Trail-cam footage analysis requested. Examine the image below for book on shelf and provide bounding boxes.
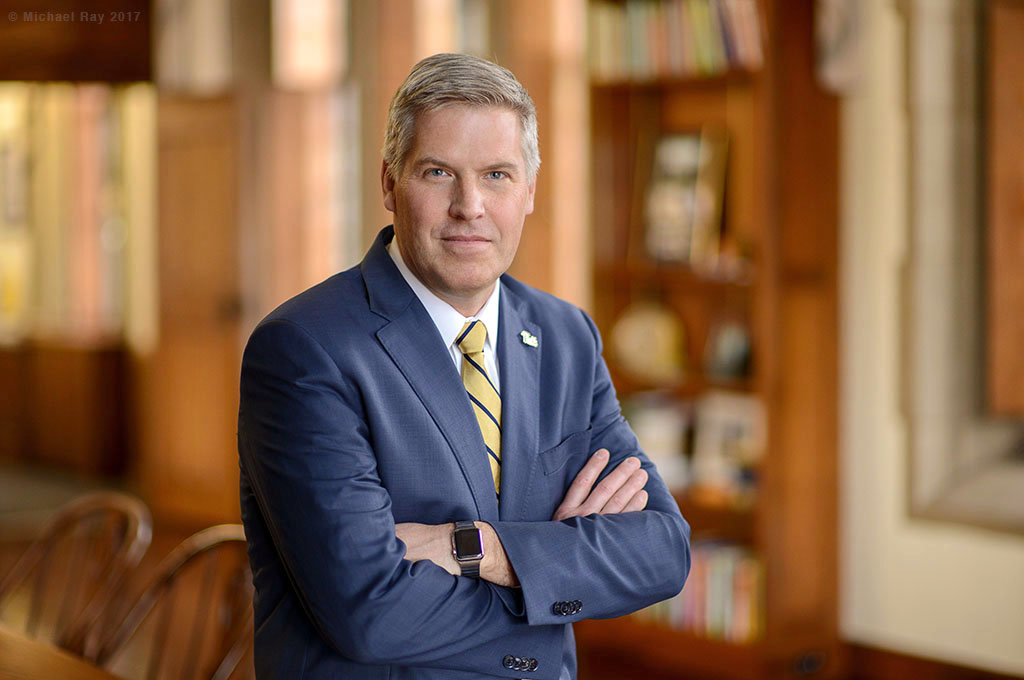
[588,0,764,83]
[29,84,74,339]
[70,85,108,341]
[0,85,32,345]
[120,85,158,356]
[633,540,764,643]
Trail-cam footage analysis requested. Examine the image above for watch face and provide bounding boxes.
[454,528,483,559]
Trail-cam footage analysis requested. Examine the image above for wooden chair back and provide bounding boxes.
[93,524,253,680]
[0,491,152,656]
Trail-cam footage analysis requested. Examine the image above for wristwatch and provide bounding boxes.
[452,521,484,578]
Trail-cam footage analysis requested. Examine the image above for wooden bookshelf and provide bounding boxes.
[578,0,840,678]
[673,492,756,544]
[577,617,764,680]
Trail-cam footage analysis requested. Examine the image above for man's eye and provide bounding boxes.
[427,168,447,177]
[487,171,507,180]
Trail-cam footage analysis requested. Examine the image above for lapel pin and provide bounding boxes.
[520,330,538,348]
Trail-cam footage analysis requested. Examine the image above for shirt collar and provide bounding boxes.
[387,237,501,351]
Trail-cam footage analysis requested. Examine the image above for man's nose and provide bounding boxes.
[449,179,485,221]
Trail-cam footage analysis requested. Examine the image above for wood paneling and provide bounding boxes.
[0,346,27,462]
[133,96,241,524]
[985,0,1024,416]
[766,0,839,640]
[0,342,125,474]
[25,341,127,475]
[0,0,150,81]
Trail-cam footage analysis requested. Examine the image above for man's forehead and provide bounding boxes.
[407,104,525,166]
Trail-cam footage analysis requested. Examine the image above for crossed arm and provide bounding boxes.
[241,314,689,674]
[396,448,650,586]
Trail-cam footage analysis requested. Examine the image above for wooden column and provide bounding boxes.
[986,0,1024,416]
[492,0,590,309]
[133,96,242,524]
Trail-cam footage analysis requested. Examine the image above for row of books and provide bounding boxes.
[588,0,764,83]
[0,84,156,348]
[623,390,763,507]
[633,541,764,643]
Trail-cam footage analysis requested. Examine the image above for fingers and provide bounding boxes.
[621,489,648,513]
[552,449,610,520]
[576,456,642,516]
[599,466,648,514]
[551,451,652,520]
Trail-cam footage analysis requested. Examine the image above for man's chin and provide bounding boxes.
[435,275,500,303]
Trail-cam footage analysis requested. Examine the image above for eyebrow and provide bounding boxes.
[412,156,451,170]
[482,162,519,174]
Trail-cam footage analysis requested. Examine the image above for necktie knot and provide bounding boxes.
[457,320,487,356]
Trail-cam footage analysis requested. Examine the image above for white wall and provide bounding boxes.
[839,0,1024,675]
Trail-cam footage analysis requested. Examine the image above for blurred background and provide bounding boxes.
[0,0,1022,678]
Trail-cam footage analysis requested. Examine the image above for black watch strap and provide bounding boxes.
[460,557,480,578]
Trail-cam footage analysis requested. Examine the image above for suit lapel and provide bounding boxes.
[364,227,498,522]
[496,282,541,521]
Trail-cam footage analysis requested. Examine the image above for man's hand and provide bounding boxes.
[396,522,459,575]
[395,448,649,583]
[552,449,649,521]
[396,522,519,587]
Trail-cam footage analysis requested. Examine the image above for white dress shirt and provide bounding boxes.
[388,239,502,393]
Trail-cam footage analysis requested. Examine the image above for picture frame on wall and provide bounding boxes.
[640,126,729,269]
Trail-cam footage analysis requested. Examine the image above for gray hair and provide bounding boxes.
[382,53,540,182]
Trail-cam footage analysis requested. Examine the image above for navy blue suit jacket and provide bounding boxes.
[237,227,690,679]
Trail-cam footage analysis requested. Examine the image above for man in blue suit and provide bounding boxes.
[238,53,690,679]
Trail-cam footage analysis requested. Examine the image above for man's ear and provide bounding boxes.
[381,160,397,213]
[525,178,537,216]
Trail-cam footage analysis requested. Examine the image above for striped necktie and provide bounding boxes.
[456,320,501,498]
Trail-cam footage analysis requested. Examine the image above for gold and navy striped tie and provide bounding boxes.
[456,320,501,498]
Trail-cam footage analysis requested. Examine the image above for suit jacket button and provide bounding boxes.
[528,658,539,671]
[572,600,582,614]
[552,601,563,615]
[503,655,515,669]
